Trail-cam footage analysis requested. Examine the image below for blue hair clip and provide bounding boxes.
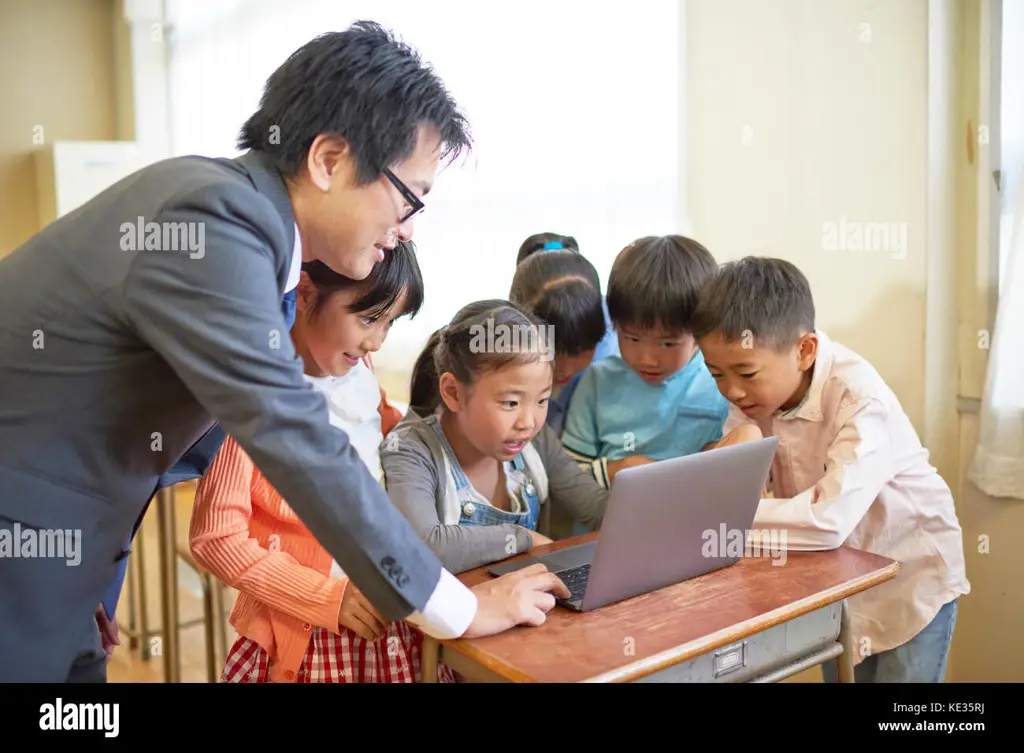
[543,241,563,250]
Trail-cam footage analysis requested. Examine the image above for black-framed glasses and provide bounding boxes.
[382,167,425,224]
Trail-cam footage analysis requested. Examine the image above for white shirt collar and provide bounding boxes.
[286,222,302,293]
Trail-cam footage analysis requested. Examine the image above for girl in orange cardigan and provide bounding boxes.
[189,242,452,683]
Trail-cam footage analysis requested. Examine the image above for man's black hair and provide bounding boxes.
[238,21,472,182]
[691,256,816,350]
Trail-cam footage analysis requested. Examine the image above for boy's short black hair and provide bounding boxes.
[509,249,606,357]
[515,232,580,266]
[691,256,815,350]
[606,235,718,334]
[238,21,472,183]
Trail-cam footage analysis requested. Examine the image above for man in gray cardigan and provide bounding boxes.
[0,21,567,682]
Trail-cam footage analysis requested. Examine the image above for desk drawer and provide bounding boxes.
[634,602,841,683]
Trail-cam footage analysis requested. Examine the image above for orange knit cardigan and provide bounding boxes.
[189,386,403,683]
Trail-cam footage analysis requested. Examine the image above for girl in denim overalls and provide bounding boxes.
[428,412,546,534]
[381,300,612,680]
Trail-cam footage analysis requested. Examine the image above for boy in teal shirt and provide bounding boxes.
[562,235,760,497]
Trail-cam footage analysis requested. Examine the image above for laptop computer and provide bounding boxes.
[487,436,779,612]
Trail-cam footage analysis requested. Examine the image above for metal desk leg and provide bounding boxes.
[421,636,439,683]
[125,548,139,650]
[156,488,181,682]
[837,598,856,683]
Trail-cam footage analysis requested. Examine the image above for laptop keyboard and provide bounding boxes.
[556,563,591,602]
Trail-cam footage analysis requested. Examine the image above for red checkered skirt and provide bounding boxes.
[221,620,457,683]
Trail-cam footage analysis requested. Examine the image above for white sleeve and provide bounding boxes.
[404,568,478,639]
[751,397,893,550]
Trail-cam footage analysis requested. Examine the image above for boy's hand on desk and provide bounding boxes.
[464,564,571,638]
[607,455,655,483]
[529,531,553,548]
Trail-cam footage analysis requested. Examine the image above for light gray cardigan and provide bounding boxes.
[380,410,609,574]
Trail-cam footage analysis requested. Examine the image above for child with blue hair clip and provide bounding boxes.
[511,233,619,436]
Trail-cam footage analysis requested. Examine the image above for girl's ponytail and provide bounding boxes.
[408,327,444,417]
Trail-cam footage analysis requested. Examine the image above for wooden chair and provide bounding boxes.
[175,536,230,682]
[119,482,231,682]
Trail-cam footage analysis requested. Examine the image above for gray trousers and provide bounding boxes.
[0,514,111,682]
[67,623,108,682]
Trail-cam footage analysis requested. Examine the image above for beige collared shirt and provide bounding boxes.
[725,331,970,662]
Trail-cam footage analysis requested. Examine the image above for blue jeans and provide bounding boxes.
[822,598,958,683]
[570,520,594,537]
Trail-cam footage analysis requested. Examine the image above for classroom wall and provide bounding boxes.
[686,0,1023,682]
[686,0,931,429]
[0,0,123,259]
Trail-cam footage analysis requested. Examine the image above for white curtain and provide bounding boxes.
[969,164,1024,500]
[163,0,682,372]
[967,0,1024,501]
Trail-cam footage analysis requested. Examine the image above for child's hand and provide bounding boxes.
[338,584,388,641]
[530,531,554,548]
[607,455,655,483]
[704,424,763,451]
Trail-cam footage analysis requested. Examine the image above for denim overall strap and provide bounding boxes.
[457,453,542,530]
[425,417,541,530]
[510,454,541,530]
[425,415,472,491]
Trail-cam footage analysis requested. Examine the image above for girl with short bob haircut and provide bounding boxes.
[190,241,440,683]
[509,248,619,436]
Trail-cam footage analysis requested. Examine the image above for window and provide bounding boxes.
[998,0,1023,284]
[968,0,1024,500]
[163,0,683,371]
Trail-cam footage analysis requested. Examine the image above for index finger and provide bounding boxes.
[526,571,571,599]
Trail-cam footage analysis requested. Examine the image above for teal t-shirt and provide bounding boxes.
[561,350,728,462]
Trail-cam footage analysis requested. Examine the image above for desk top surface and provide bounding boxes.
[444,534,899,683]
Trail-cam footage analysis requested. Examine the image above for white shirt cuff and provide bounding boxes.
[405,568,478,640]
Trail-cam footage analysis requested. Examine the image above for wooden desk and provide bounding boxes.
[421,533,899,683]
